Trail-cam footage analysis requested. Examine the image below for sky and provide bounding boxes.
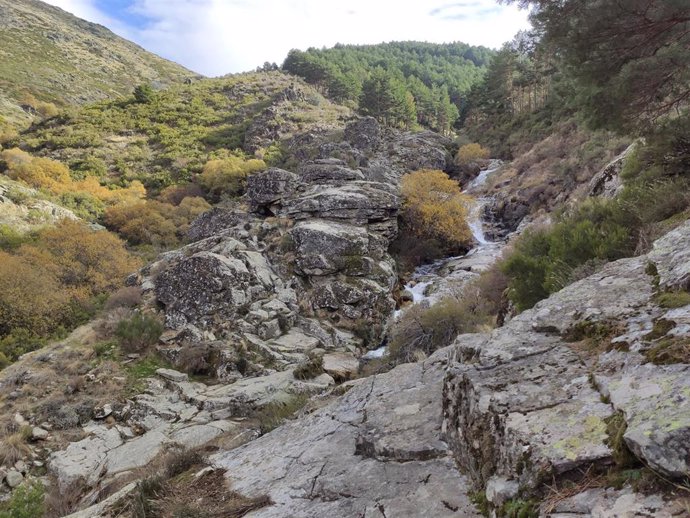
[43,0,532,77]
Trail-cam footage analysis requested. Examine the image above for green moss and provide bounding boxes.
[499,499,539,518]
[469,491,490,517]
[655,291,690,309]
[644,337,690,365]
[604,411,638,468]
[643,319,675,340]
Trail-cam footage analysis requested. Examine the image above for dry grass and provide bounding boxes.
[0,427,32,467]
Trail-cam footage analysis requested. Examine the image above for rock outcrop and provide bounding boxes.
[443,219,690,513]
[210,349,481,517]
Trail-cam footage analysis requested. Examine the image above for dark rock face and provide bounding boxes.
[187,208,248,242]
[344,116,381,152]
[246,168,299,213]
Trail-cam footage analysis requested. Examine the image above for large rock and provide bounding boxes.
[595,362,690,479]
[105,428,169,474]
[210,348,481,517]
[280,182,399,223]
[290,220,370,276]
[648,218,690,290]
[322,352,359,381]
[155,237,282,334]
[48,425,123,489]
[443,220,690,512]
[246,168,299,212]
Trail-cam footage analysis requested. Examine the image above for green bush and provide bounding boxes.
[501,198,638,311]
[0,482,45,518]
[115,313,164,353]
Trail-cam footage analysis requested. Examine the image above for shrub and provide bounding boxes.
[0,427,32,467]
[133,84,156,104]
[6,157,71,192]
[389,289,492,363]
[199,155,266,199]
[501,198,637,311]
[400,169,473,250]
[0,225,30,251]
[0,481,45,518]
[29,219,141,301]
[104,197,210,248]
[105,286,143,311]
[293,354,324,380]
[163,449,203,479]
[455,142,490,165]
[177,344,220,377]
[0,330,47,369]
[115,313,164,353]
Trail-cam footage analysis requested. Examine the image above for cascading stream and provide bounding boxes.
[363,161,503,359]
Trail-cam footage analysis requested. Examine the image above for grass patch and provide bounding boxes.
[499,498,539,518]
[255,394,310,435]
[643,319,676,341]
[604,411,638,469]
[656,291,690,309]
[123,356,171,396]
[645,337,690,365]
[293,355,323,380]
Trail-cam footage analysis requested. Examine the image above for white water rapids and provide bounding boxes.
[363,160,503,360]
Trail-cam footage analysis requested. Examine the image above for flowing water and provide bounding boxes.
[362,161,503,359]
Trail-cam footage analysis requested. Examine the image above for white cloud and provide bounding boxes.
[43,0,531,76]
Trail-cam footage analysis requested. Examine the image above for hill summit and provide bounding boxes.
[0,0,197,129]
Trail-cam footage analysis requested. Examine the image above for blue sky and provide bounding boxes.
[44,0,531,76]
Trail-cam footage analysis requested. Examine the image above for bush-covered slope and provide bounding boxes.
[0,0,197,130]
[11,72,350,191]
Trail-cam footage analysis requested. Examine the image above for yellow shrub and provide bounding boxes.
[401,169,472,248]
[199,156,266,198]
[0,251,68,335]
[105,196,210,248]
[455,143,490,165]
[8,157,71,192]
[0,220,140,337]
[73,177,146,204]
[1,148,32,169]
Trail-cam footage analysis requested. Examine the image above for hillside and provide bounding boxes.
[13,72,351,191]
[283,41,493,133]
[0,0,197,130]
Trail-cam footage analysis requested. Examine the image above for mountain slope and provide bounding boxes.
[282,41,493,133]
[0,0,197,128]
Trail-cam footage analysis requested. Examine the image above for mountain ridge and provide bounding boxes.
[0,0,198,129]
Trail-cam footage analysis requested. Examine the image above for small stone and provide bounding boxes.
[14,461,27,474]
[5,470,23,488]
[155,368,188,383]
[322,352,359,381]
[13,413,27,426]
[258,318,281,340]
[94,404,113,419]
[194,466,215,479]
[32,427,49,441]
[33,461,44,468]
[485,476,519,506]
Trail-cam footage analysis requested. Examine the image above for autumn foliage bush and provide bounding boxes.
[0,220,140,363]
[199,155,266,199]
[401,169,473,248]
[455,143,490,165]
[104,196,210,248]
